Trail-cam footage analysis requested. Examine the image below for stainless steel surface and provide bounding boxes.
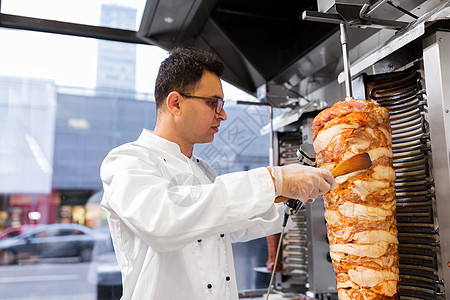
[317,0,370,21]
[260,99,328,135]
[363,0,388,18]
[306,0,409,29]
[423,30,450,299]
[340,23,353,99]
[136,0,441,102]
[337,0,449,84]
[318,0,371,12]
[298,143,316,164]
[305,198,336,295]
[302,10,344,24]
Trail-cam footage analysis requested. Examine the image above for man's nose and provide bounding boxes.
[218,108,227,121]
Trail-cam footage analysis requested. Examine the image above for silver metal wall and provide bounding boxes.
[423,30,450,299]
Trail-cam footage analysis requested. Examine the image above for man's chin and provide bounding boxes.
[197,135,215,144]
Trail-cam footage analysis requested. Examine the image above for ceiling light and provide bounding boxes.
[164,17,175,24]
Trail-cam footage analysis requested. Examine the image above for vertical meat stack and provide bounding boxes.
[311,99,399,299]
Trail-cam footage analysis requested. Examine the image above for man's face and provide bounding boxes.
[179,70,227,144]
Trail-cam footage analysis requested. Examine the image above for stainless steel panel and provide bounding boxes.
[423,30,450,298]
[305,199,337,295]
[318,0,338,13]
[338,0,448,84]
[318,0,369,14]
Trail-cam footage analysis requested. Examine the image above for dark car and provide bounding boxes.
[0,223,110,265]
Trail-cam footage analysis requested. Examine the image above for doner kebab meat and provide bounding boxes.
[311,99,399,299]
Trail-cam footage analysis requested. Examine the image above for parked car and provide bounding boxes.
[0,224,38,240]
[0,223,110,265]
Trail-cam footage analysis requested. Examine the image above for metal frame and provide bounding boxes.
[0,13,147,44]
[423,30,450,298]
[301,1,413,100]
[305,197,337,296]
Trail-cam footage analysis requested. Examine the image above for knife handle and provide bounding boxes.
[275,196,290,203]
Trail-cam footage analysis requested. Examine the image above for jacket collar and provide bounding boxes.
[137,129,193,161]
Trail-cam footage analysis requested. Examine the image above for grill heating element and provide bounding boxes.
[365,66,444,299]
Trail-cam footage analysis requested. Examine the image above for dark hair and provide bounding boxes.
[154,47,225,109]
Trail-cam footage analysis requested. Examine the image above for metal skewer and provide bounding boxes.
[340,22,353,100]
[265,225,285,300]
[265,201,305,299]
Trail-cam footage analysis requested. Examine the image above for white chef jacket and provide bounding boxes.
[100,129,286,300]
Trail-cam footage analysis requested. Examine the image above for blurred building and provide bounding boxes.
[96,4,137,93]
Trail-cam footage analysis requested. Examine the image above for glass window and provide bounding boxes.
[0,3,271,299]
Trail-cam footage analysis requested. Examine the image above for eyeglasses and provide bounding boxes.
[179,92,225,114]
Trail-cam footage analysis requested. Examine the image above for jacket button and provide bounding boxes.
[197,239,202,242]
[207,283,212,289]
[220,234,224,237]
[226,276,230,281]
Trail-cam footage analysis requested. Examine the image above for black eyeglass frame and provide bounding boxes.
[179,92,225,114]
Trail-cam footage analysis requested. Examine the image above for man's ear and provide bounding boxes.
[166,91,182,116]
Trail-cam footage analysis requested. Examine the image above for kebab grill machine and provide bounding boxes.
[261,1,450,299]
[137,0,450,298]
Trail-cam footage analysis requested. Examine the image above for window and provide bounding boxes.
[0,1,271,298]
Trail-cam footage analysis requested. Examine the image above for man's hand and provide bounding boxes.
[268,165,337,201]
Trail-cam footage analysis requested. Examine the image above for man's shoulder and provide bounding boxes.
[107,137,168,161]
[106,140,142,156]
[100,139,164,177]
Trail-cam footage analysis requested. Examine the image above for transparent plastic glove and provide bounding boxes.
[269,164,337,201]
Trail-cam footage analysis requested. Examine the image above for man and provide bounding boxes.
[100,47,336,299]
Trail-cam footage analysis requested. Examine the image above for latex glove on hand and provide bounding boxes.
[269,164,337,202]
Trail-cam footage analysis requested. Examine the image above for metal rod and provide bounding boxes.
[364,0,390,18]
[0,13,146,44]
[340,22,353,100]
[302,10,344,24]
[236,100,270,106]
[269,106,274,167]
[265,226,285,300]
